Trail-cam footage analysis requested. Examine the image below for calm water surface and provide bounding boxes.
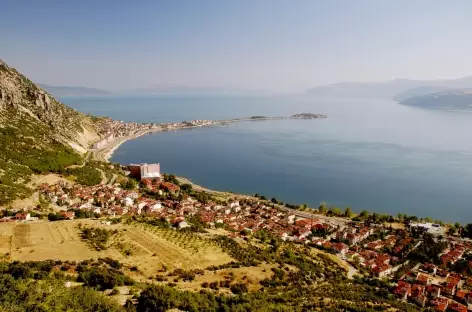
[63,95,472,222]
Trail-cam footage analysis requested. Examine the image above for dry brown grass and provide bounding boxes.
[388,222,406,229]
[0,220,233,278]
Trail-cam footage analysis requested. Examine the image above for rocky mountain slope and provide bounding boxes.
[0,59,100,204]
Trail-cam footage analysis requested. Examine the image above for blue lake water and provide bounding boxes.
[63,95,472,222]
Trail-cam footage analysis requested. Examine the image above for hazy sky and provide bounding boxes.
[1,0,472,92]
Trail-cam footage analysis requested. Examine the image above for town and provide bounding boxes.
[92,117,222,149]
[3,160,472,312]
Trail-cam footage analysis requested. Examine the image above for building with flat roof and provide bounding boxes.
[128,163,161,180]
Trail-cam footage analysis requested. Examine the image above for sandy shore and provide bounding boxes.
[92,128,161,162]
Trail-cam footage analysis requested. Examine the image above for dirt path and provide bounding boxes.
[66,151,91,169]
[108,174,117,186]
[99,169,107,184]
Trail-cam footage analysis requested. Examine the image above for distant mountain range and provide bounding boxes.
[130,85,271,97]
[306,76,472,110]
[39,84,270,98]
[39,77,472,110]
[306,76,472,99]
[38,84,112,97]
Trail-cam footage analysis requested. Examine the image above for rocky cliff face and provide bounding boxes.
[0,59,99,153]
[0,59,103,205]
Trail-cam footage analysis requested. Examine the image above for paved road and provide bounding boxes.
[279,206,350,228]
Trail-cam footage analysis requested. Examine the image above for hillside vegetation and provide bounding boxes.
[399,89,472,110]
[0,59,100,205]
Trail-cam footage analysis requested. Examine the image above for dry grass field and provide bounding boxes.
[0,220,233,278]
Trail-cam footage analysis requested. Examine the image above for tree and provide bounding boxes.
[463,223,472,238]
[48,212,65,222]
[396,213,405,222]
[318,203,328,214]
[344,207,353,218]
[359,210,369,220]
[328,207,341,216]
[298,204,308,211]
[180,183,192,193]
[240,229,251,236]
[120,179,137,190]
[230,282,248,294]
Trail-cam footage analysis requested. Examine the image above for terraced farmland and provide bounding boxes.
[0,220,233,277]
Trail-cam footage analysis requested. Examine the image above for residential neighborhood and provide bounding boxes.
[2,161,472,311]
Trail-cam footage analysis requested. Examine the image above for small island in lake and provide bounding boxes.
[249,116,268,120]
[291,113,327,119]
[249,114,327,121]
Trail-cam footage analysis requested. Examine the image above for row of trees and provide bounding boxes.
[80,226,118,250]
[253,192,457,228]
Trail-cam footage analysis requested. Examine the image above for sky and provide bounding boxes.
[1,0,472,92]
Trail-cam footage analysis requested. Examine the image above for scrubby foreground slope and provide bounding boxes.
[0,59,99,204]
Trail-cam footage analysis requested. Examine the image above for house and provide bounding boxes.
[416,273,430,285]
[404,271,417,283]
[393,281,411,300]
[15,213,30,221]
[443,284,456,296]
[426,284,441,298]
[454,289,467,304]
[372,264,391,278]
[159,182,180,193]
[151,202,162,210]
[410,284,425,307]
[297,230,312,241]
[123,197,133,207]
[287,215,296,224]
[177,221,189,229]
[60,211,75,220]
[332,242,348,255]
[436,268,449,278]
[448,302,467,312]
[421,263,437,274]
[443,275,461,296]
[412,294,426,307]
[430,297,448,312]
